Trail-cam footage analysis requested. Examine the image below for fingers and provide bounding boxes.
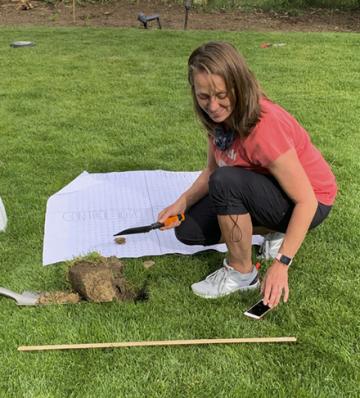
[262,279,272,307]
[165,220,181,229]
[158,198,186,227]
[157,209,182,230]
[261,273,289,308]
[161,218,181,230]
[158,210,173,226]
[157,209,169,223]
[268,286,282,308]
[263,285,282,308]
[283,285,289,303]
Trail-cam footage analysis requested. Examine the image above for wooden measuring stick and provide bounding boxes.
[18,337,297,352]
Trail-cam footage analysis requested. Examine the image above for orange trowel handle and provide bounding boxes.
[163,213,185,227]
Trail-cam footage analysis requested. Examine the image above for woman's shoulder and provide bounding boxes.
[244,98,305,149]
[255,97,303,135]
[259,97,292,121]
[241,99,300,166]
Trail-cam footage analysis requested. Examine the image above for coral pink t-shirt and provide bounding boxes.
[211,98,337,205]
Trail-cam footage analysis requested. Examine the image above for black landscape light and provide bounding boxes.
[184,0,192,30]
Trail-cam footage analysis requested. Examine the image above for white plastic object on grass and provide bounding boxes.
[0,197,7,232]
[10,41,35,48]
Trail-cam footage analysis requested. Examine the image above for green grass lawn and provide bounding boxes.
[0,27,359,397]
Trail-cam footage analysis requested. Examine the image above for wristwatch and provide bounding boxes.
[275,253,293,266]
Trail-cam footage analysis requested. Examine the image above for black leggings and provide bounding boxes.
[175,167,332,246]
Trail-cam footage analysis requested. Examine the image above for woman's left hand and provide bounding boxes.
[261,261,289,308]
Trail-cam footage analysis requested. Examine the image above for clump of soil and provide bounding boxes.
[33,256,141,305]
[68,256,136,302]
[114,236,126,245]
[143,260,155,269]
[37,291,81,305]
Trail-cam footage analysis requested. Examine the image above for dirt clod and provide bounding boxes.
[37,291,81,305]
[114,236,126,245]
[68,256,136,302]
[143,260,155,269]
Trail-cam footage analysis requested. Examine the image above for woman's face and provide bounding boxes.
[193,71,233,123]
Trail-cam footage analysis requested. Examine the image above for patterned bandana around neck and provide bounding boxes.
[214,126,236,151]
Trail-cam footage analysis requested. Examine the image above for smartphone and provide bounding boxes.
[244,299,271,320]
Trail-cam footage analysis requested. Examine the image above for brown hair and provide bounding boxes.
[188,41,264,138]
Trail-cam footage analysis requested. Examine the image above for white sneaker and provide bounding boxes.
[191,259,259,299]
[258,232,285,260]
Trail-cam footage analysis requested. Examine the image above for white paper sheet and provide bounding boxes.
[43,170,263,266]
[0,196,7,232]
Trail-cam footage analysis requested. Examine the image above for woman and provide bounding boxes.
[158,41,337,309]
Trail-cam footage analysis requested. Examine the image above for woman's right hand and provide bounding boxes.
[157,197,187,230]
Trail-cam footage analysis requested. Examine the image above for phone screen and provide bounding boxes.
[244,300,271,319]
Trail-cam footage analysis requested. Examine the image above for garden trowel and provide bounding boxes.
[0,287,40,306]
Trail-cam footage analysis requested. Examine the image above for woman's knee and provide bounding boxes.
[174,217,221,246]
[174,223,202,246]
[209,167,232,191]
[209,167,252,192]
[209,167,254,206]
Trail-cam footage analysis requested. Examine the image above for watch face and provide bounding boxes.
[276,254,292,266]
[280,255,292,265]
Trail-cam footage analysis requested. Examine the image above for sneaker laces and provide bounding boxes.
[204,265,231,285]
[205,264,248,294]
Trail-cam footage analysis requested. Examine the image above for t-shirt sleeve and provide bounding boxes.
[245,110,295,167]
